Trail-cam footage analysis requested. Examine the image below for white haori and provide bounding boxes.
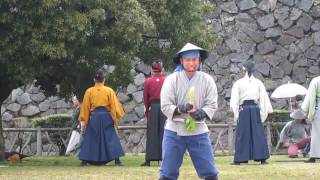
[230,73,273,123]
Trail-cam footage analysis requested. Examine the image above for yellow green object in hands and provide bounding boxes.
[188,86,195,104]
[185,116,196,132]
[185,86,196,132]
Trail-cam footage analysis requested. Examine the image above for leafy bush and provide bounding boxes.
[268,109,290,122]
[31,114,73,155]
[267,109,291,146]
[31,114,72,128]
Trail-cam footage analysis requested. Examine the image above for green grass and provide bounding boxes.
[0,155,319,180]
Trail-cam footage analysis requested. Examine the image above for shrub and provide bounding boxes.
[267,109,290,122]
[31,114,72,128]
[31,114,73,155]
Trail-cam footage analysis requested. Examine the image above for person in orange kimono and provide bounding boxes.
[78,69,125,166]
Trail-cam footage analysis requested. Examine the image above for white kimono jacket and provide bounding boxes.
[160,71,218,136]
[230,73,273,123]
[301,76,320,158]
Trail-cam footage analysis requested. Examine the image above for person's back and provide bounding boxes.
[230,69,272,123]
[287,121,308,143]
[144,74,165,100]
[78,69,125,166]
[141,61,166,166]
[230,61,272,165]
[280,121,310,158]
[143,63,165,117]
[279,120,308,144]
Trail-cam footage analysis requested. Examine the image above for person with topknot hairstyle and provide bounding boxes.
[78,68,125,166]
[230,61,273,165]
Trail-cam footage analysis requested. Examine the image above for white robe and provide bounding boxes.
[301,76,320,158]
[230,73,273,123]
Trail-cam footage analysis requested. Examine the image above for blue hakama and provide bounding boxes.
[234,100,269,162]
[160,130,218,180]
[78,107,124,164]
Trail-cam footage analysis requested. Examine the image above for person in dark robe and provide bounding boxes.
[141,61,166,166]
[230,61,273,165]
[78,69,125,166]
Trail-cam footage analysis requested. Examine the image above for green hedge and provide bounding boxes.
[267,109,290,122]
[31,114,72,128]
[31,114,73,155]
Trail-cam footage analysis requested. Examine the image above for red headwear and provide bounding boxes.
[151,61,162,72]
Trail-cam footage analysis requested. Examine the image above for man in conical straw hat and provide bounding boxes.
[159,43,218,180]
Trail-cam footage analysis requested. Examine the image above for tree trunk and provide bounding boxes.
[0,63,23,161]
[0,95,11,161]
[0,114,5,161]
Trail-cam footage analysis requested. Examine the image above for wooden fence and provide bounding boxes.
[3,122,287,156]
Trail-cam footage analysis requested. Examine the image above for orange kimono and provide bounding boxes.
[79,82,125,127]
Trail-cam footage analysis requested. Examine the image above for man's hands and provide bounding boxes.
[189,109,208,121]
[177,103,193,113]
[80,122,86,134]
[177,103,208,121]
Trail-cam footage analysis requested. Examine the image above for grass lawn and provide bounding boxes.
[0,155,319,180]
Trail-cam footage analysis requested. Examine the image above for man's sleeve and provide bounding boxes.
[301,78,317,120]
[143,80,150,113]
[230,82,240,123]
[79,89,91,126]
[202,77,218,120]
[160,75,177,120]
[259,81,273,122]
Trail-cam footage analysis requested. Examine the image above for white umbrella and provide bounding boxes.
[271,83,307,99]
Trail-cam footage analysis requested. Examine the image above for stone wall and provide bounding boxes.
[1,85,73,128]
[206,0,320,110]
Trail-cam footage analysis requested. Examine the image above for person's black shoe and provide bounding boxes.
[304,158,316,163]
[205,175,218,180]
[260,160,268,165]
[302,153,307,158]
[115,158,123,166]
[230,161,240,165]
[140,161,150,166]
[80,161,89,166]
[159,176,171,180]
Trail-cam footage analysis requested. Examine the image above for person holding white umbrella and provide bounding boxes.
[302,75,320,163]
[271,82,307,111]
